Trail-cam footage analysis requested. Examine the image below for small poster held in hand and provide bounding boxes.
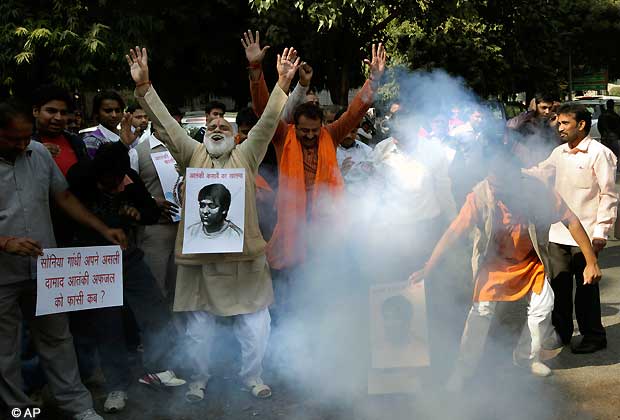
[369,280,429,369]
[151,150,182,222]
[36,246,123,316]
[183,168,245,254]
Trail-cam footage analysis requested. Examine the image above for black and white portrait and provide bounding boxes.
[370,281,429,369]
[183,168,245,254]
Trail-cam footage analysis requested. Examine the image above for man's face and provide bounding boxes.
[33,100,68,136]
[306,93,320,106]
[0,117,33,161]
[430,116,448,137]
[341,127,357,148]
[295,115,322,148]
[323,111,336,126]
[469,110,483,128]
[206,108,225,124]
[558,112,585,144]
[131,109,149,131]
[199,194,227,230]
[536,101,553,119]
[204,117,235,157]
[66,112,79,133]
[97,99,122,131]
[237,123,253,144]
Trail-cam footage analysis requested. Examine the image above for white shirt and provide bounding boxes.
[371,137,442,223]
[337,140,373,166]
[98,124,120,142]
[532,136,618,245]
[129,134,166,173]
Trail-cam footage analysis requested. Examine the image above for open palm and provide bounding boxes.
[277,47,300,82]
[241,30,270,64]
[126,46,149,84]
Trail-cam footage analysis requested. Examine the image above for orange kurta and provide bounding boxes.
[450,193,545,302]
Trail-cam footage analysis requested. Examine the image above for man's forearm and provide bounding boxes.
[567,215,599,264]
[55,191,108,235]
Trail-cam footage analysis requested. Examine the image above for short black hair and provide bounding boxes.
[93,142,130,180]
[205,101,226,115]
[381,295,413,321]
[293,102,324,125]
[558,103,592,134]
[126,102,143,114]
[0,100,32,129]
[198,183,231,212]
[607,99,615,111]
[92,90,125,117]
[535,93,557,105]
[236,107,258,128]
[32,85,73,110]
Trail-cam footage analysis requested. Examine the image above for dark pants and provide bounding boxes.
[71,252,176,391]
[548,243,606,345]
[0,280,93,415]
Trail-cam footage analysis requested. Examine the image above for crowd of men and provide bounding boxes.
[2,29,620,419]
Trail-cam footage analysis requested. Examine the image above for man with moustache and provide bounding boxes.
[531,104,618,354]
[245,34,386,281]
[127,45,299,402]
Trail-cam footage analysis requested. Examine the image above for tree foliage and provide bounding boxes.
[1,0,619,107]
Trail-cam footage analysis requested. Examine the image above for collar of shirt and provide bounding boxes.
[0,144,34,164]
[97,124,120,142]
[562,135,592,154]
[148,134,164,149]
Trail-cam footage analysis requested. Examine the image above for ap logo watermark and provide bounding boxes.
[10,407,42,418]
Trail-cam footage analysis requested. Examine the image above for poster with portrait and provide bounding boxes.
[151,151,182,222]
[369,280,429,369]
[182,168,245,254]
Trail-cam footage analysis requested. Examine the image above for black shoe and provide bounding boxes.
[571,339,607,354]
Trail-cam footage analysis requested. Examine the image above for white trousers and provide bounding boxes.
[456,279,554,376]
[184,308,271,383]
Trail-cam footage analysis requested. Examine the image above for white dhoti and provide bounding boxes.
[184,307,271,382]
[455,279,554,377]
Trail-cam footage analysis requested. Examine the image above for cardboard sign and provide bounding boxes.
[151,150,182,222]
[36,246,123,316]
[183,168,245,254]
[369,281,429,369]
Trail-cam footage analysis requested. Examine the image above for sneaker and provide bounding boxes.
[139,370,186,388]
[74,408,104,420]
[104,390,127,413]
[513,352,552,377]
[185,380,208,403]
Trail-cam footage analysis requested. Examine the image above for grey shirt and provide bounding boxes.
[0,141,68,284]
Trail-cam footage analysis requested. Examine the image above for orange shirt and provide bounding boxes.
[449,192,555,302]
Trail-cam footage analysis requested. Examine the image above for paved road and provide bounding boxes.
[37,241,620,420]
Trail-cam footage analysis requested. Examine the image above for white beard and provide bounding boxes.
[204,133,235,158]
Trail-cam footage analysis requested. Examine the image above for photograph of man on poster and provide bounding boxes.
[186,183,243,243]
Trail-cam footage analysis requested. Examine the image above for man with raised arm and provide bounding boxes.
[243,32,386,307]
[126,46,299,402]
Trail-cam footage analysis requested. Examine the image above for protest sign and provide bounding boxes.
[36,246,123,316]
[183,168,245,254]
[369,280,429,369]
[151,150,182,222]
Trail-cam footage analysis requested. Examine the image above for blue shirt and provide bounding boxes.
[0,141,68,284]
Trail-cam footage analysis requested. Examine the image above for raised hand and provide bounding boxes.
[299,62,313,87]
[126,46,149,85]
[120,112,139,146]
[241,30,270,65]
[277,47,300,82]
[364,43,387,84]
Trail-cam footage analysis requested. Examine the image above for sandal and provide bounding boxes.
[244,378,272,399]
[185,380,207,403]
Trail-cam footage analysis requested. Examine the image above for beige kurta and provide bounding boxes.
[136,84,288,316]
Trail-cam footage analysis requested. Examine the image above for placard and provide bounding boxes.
[151,150,182,222]
[183,168,245,254]
[369,281,429,369]
[36,246,123,316]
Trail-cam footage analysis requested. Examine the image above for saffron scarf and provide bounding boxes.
[266,125,344,269]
